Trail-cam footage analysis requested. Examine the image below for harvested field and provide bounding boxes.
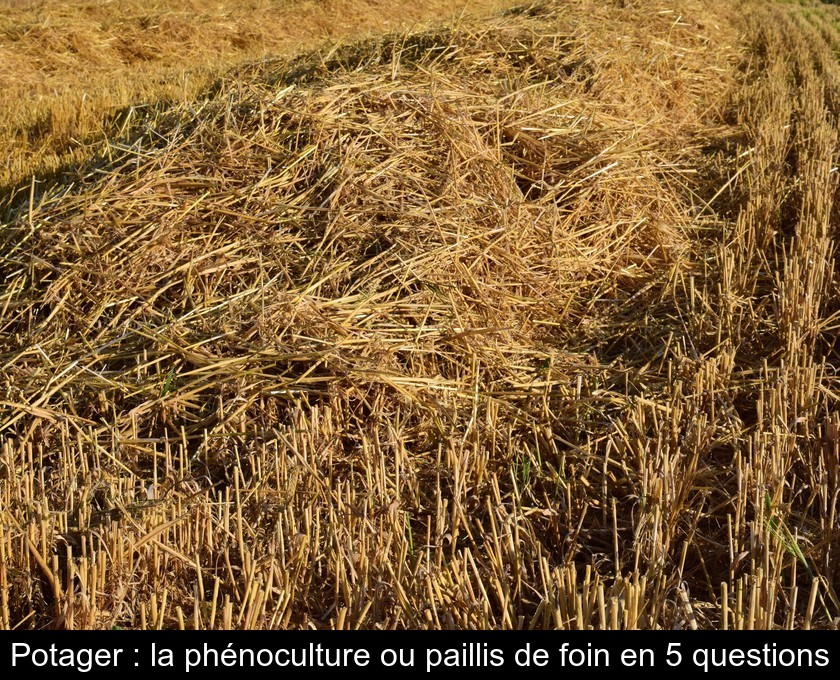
[0,0,514,191]
[0,0,839,629]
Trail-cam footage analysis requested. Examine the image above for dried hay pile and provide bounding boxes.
[1,0,838,629]
[0,0,513,189]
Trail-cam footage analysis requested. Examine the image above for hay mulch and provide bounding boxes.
[1,0,838,629]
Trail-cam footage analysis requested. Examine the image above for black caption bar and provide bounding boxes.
[3,632,835,677]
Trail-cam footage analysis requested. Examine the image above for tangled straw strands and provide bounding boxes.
[1,0,839,629]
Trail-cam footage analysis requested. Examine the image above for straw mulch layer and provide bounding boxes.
[0,0,515,191]
[1,0,839,629]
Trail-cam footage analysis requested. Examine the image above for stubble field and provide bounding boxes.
[0,0,839,630]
